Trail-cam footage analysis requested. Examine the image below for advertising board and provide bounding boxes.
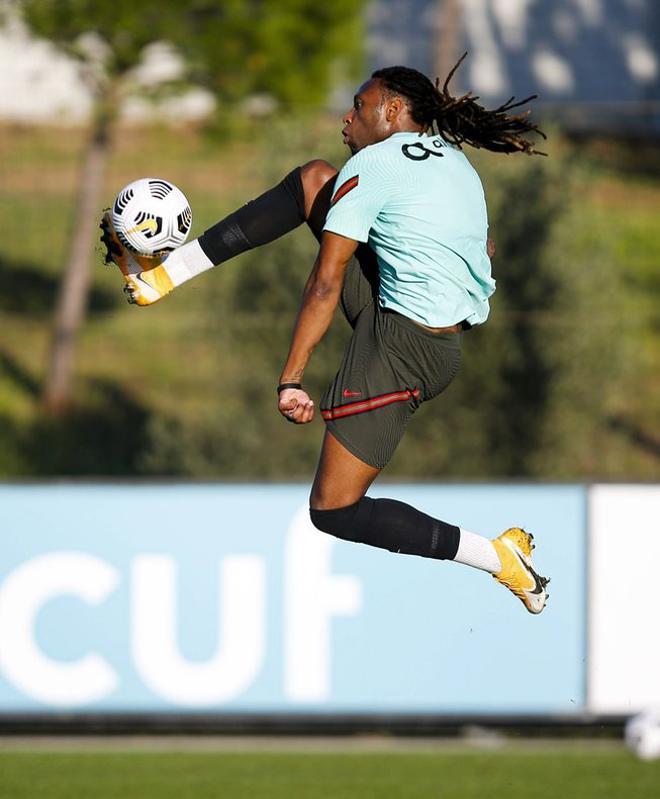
[588,485,660,714]
[0,484,585,714]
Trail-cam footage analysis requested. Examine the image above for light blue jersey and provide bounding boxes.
[323,131,495,327]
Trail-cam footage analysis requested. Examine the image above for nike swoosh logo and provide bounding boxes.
[135,272,151,288]
[127,220,158,235]
[512,548,545,595]
[343,389,362,398]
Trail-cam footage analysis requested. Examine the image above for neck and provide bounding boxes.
[393,120,425,135]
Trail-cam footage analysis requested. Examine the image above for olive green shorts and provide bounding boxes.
[320,246,462,469]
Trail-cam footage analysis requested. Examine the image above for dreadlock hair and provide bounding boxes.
[372,53,546,156]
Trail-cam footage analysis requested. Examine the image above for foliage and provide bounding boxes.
[21,1,182,76]
[394,149,630,478]
[184,0,364,109]
[1,122,657,479]
[139,120,350,477]
[19,0,365,113]
[16,0,365,413]
[139,131,632,479]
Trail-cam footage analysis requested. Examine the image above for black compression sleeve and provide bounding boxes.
[309,497,460,561]
[198,167,306,265]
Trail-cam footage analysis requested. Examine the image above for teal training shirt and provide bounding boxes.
[323,131,495,327]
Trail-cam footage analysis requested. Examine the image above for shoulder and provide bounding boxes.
[351,132,460,171]
[338,143,381,175]
[336,135,411,185]
[349,134,408,166]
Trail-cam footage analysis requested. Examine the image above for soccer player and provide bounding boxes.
[101,58,550,613]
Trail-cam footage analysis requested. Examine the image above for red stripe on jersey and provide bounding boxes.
[331,175,359,206]
[321,388,420,421]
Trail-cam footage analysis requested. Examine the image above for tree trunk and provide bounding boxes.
[434,0,462,84]
[42,116,110,414]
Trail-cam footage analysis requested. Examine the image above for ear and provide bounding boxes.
[385,97,404,121]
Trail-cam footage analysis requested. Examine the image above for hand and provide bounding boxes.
[278,388,314,424]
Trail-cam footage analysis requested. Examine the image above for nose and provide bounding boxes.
[342,108,354,126]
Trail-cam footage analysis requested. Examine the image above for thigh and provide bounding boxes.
[310,429,381,509]
[339,244,379,328]
[300,160,378,328]
[320,304,421,469]
[320,307,463,470]
[305,170,337,241]
[381,311,463,403]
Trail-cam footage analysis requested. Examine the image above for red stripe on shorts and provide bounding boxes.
[321,388,420,421]
[331,175,359,205]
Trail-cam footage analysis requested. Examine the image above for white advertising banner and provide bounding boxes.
[588,485,660,714]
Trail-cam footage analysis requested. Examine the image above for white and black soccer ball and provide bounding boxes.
[111,177,192,256]
[625,709,660,760]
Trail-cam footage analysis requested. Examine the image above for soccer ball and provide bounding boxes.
[625,709,660,760]
[111,177,192,256]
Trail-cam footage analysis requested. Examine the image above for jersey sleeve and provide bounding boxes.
[323,147,396,242]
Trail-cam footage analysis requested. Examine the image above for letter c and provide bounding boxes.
[0,552,119,706]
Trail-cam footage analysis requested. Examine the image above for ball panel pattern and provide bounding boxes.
[111,177,192,255]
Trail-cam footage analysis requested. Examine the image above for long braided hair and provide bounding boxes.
[372,54,546,155]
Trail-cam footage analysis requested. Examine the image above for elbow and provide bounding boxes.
[308,278,340,303]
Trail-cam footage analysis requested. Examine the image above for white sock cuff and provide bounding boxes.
[454,529,502,574]
[163,239,214,287]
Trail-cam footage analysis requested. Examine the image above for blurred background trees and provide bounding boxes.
[1,0,658,480]
[19,0,363,413]
[21,0,193,413]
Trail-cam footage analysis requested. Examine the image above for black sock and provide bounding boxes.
[198,167,306,265]
[309,497,460,560]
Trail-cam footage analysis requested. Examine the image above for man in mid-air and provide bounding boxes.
[101,58,550,613]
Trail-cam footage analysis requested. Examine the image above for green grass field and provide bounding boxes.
[1,745,659,799]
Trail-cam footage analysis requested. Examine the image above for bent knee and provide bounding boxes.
[309,502,361,541]
[301,159,337,190]
[309,504,369,544]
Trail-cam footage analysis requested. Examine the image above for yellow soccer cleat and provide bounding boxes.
[123,264,175,306]
[491,527,549,614]
[99,211,172,305]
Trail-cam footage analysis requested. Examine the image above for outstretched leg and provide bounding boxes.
[197,159,337,262]
[101,160,338,305]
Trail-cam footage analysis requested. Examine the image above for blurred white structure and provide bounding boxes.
[0,11,214,124]
[588,485,660,715]
[0,11,92,122]
[368,0,660,135]
[1,1,659,132]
